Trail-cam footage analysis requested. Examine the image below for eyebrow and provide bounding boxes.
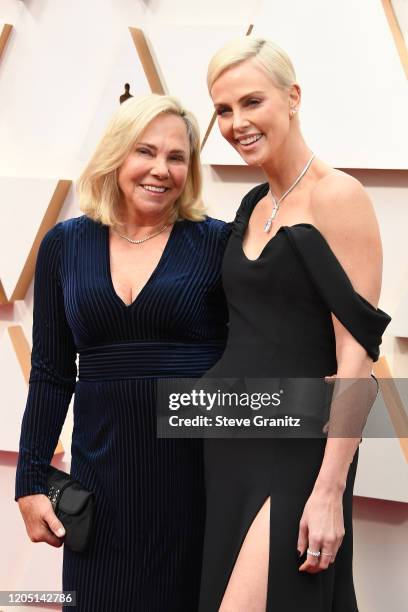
[213,91,265,107]
[137,142,188,155]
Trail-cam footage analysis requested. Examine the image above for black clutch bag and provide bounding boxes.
[47,466,95,553]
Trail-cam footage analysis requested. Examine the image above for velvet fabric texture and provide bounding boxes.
[16,215,230,612]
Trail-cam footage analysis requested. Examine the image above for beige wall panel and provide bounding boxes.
[202,0,408,168]
[0,326,64,454]
[0,328,28,452]
[8,325,65,455]
[0,178,71,303]
[0,3,136,178]
[353,358,407,501]
[8,325,31,384]
[355,438,408,502]
[391,0,408,45]
[383,0,408,78]
[143,25,245,141]
[0,23,12,63]
[77,31,151,171]
[374,356,408,461]
[129,28,165,94]
[0,1,23,23]
[0,2,261,179]
[389,289,408,337]
[353,496,408,612]
[0,456,65,595]
[79,25,244,169]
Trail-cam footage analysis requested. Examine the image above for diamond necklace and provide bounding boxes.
[264,153,315,233]
[114,224,169,244]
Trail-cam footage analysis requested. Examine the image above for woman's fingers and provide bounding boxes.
[297,478,345,574]
[33,522,64,547]
[296,518,308,559]
[18,494,65,547]
[43,505,66,538]
[298,537,321,573]
[318,548,335,570]
[318,533,343,569]
[299,534,343,573]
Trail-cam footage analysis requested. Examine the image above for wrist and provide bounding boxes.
[313,476,346,496]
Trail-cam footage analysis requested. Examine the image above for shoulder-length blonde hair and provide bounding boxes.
[78,94,205,226]
[207,37,296,92]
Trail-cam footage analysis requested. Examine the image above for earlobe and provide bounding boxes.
[289,84,301,114]
[289,86,301,118]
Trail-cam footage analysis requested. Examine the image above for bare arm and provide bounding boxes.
[298,172,383,572]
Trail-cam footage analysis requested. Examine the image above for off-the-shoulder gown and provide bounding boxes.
[199,183,391,612]
[15,215,229,612]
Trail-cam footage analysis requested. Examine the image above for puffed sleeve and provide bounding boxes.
[15,223,77,499]
[284,224,391,361]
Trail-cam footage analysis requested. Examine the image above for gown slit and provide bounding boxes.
[220,495,271,611]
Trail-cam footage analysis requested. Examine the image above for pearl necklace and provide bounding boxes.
[115,224,169,244]
[264,153,315,233]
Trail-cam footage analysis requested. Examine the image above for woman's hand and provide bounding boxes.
[17,494,65,548]
[297,485,345,573]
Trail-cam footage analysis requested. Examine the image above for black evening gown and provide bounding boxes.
[15,215,229,612]
[199,184,391,612]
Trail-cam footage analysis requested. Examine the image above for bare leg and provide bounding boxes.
[219,497,270,612]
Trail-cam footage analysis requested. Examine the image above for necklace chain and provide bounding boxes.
[264,153,315,233]
[115,224,169,245]
[114,156,315,241]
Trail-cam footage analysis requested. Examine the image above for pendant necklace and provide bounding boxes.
[264,153,315,233]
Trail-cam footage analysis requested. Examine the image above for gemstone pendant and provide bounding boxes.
[265,200,279,233]
[264,218,273,233]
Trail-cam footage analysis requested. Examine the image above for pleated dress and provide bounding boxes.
[15,214,230,612]
[199,183,391,612]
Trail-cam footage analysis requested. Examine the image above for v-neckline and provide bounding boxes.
[240,182,314,262]
[241,225,289,262]
[104,221,178,309]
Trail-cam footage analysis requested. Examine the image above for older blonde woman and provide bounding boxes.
[15,94,229,612]
[198,38,391,611]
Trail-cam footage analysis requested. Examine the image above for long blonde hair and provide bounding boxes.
[78,94,206,226]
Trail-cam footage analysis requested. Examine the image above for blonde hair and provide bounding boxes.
[78,94,205,226]
[207,37,296,92]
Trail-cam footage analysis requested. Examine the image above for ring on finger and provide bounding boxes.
[306,548,321,557]
[320,552,333,557]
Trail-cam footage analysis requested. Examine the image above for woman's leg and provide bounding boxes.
[219,497,271,612]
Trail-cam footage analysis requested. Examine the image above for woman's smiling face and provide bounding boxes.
[117,113,190,221]
[210,59,293,167]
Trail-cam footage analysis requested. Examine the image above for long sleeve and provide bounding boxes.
[15,223,77,499]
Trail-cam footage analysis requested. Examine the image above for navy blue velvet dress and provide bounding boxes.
[15,215,229,612]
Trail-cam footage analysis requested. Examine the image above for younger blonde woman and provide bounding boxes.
[199,37,390,612]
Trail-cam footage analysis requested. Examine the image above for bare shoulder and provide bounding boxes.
[310,169,382,305]
[311,170,378,236]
